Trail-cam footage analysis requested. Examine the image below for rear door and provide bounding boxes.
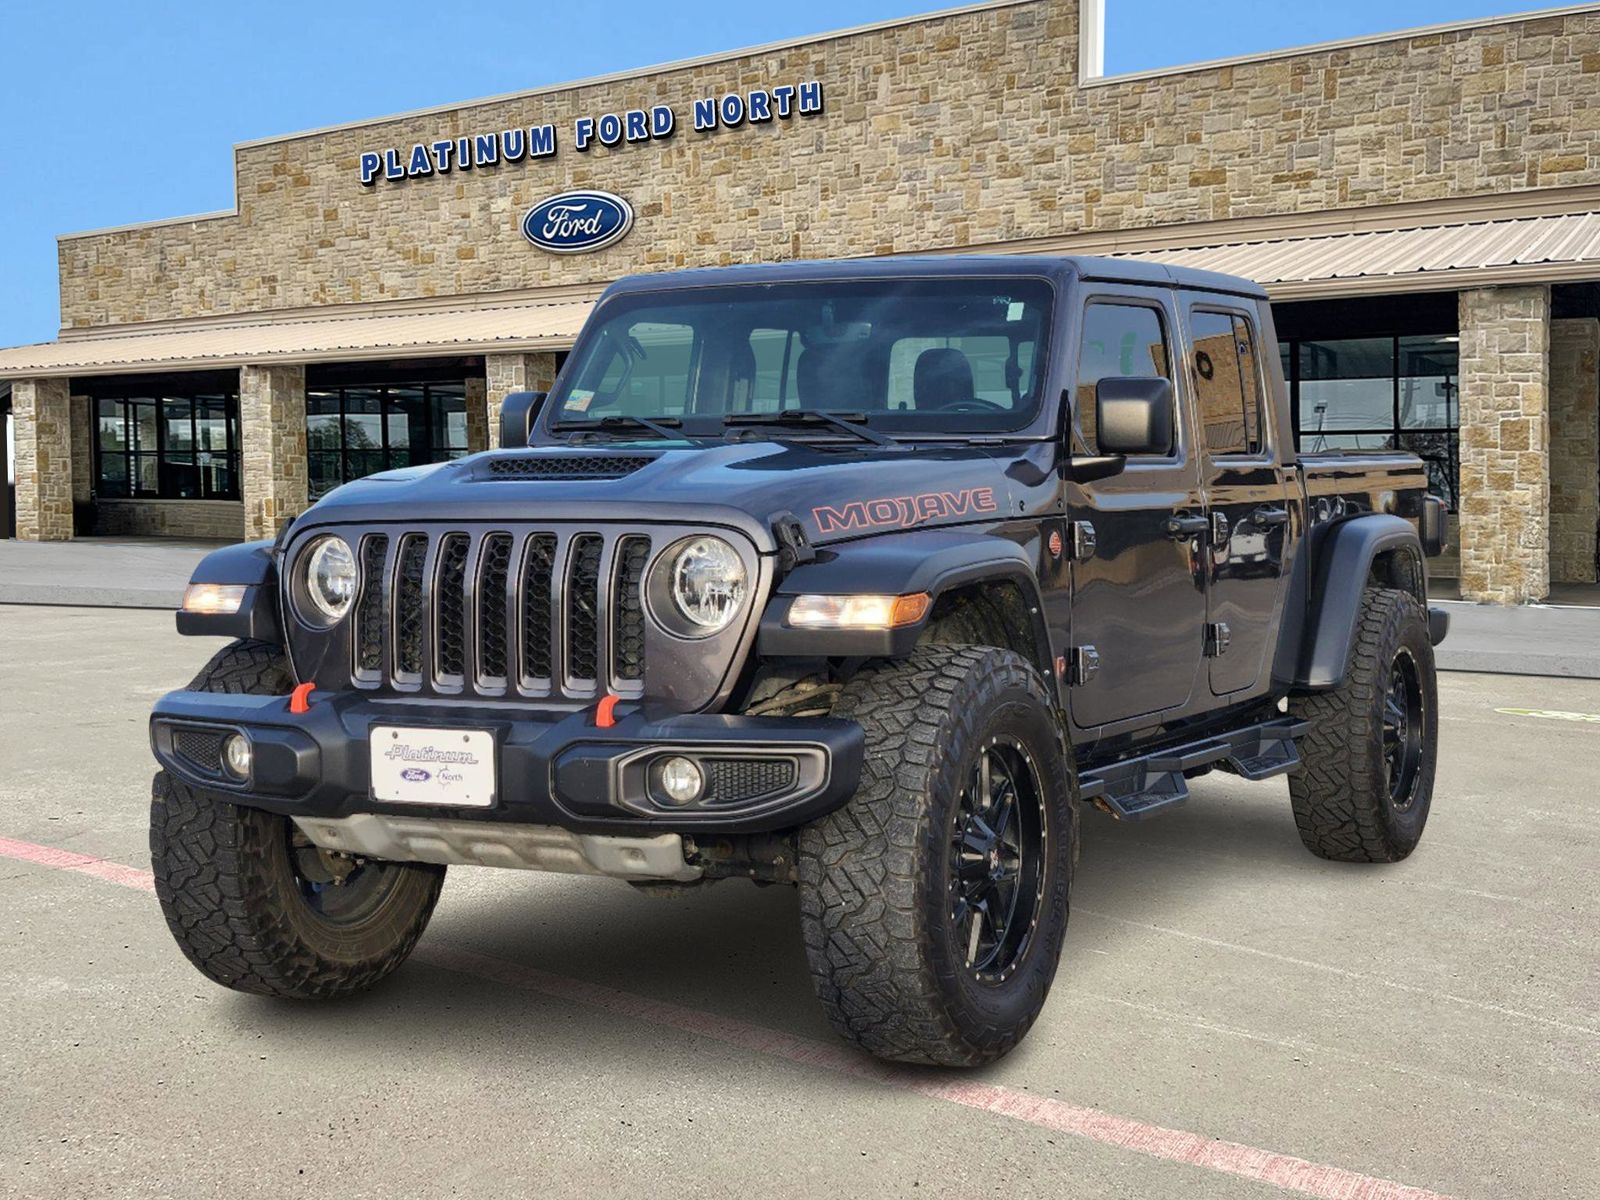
[1067,288,1208,730]
[1179,296,1293,696]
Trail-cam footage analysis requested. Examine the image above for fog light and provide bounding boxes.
[223,733,253,781]
[657,756,704,806]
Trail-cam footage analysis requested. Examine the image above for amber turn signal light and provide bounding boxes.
[786,592,932,631]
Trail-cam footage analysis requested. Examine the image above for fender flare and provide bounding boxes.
[756,529,1051,670]
[1283,514,1426,691]
[175,539,282,643]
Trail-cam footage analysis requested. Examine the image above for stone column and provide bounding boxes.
[70,394,94,509]
[484,352,558,449]
[464,374,489,454]
[1457,286,1551,604]
[1550,318,1599,585]
[240,364,308,541]
[13,377,74,541]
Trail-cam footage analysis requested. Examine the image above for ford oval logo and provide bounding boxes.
[400,767,432,783]
[521,190,634,255]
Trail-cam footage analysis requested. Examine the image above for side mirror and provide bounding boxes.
[1096,376,1174,457]
[498,390,547,449]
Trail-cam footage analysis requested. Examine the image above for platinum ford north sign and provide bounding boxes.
[358,81,823,186]
[521,191,634,254]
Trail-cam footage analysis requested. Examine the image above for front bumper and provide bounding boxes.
[150,689,864,835]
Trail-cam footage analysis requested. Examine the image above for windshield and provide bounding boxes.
[547,278,1054,436]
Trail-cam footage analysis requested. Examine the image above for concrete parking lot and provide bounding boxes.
[1,605,1596,1200]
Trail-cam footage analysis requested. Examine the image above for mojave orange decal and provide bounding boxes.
[812,487,999,535]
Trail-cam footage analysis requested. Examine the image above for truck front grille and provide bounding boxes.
[350,527,654,700]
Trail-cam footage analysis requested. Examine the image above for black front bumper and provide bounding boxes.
[150,689,864,835]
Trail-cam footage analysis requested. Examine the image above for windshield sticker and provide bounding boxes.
[813,487,998,534]
[566,390,595,413]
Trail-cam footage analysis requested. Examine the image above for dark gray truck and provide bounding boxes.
[149,256,1449,1066]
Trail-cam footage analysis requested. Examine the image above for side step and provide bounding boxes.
[1078,716,1311,821]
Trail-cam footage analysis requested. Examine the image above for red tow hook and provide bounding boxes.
[288,682,317,715]
[594,694,621,729]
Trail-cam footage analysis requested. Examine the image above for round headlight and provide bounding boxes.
[301,536,357,624]
[666,536,747,634]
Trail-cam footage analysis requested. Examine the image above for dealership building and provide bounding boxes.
[2,0,1599,604]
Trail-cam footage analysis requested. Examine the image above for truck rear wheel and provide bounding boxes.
[1288,587,1438,863]
[797,646,1075,1066]
[150,640,445,999]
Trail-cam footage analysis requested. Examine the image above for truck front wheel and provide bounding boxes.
[1289,587,1438,863]
[150,640,445,999]
[797,646,1075,1066]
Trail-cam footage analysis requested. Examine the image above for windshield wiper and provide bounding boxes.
[551,414,694,443]
[721,409,899,449]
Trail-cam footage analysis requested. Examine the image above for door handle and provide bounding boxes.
[1251,507,1290,528]
[1164,514,1208,540]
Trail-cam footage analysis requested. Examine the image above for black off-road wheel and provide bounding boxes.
[151,640,445,999]
[798,646,1075,1067]
[1288,587,1438,863]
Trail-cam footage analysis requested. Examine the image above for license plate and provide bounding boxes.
[370,726,497,808]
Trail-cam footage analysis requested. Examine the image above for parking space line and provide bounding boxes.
[2,834,1456,1200]
[0,835,156,892]
[1076,907,1600,1041]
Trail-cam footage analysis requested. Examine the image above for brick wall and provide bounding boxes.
[1458,286,1552,604]
[58,2,1600,329]
[1550,317,1600,584]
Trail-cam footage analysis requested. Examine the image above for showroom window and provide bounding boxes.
[1279,335,1460,509]
[95,388,240,500]
[307,381,469,499]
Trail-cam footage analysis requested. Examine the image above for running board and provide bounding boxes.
[1078,716,1311,821]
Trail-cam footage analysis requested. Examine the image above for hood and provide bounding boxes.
[297,438,1058,552]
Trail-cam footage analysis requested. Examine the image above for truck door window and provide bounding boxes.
[1075,303,1171,454]
[1190,309,1264,456]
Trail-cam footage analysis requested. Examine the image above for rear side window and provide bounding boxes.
[1074,303,1172,454]
[1190,310,1264,456]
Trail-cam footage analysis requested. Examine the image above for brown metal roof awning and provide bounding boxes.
[1108,210,1600,300]
[0,299,595,380]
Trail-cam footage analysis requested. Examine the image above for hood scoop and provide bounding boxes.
[479,453,659,482]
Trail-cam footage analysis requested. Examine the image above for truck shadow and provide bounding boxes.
[216,781,1329,1065]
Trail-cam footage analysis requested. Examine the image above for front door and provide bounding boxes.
[1067,289,1209,730]
[1179,297,1293,696]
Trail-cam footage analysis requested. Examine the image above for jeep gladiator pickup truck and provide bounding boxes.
[149,256,1449,1066]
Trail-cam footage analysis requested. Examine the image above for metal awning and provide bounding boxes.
[7,208,1600,381]
[0,299,595,379]
[1108,210,1600,299]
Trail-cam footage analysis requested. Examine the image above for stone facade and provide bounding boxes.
[240,364,308,540]
[94,499,244,539]
[70,395,93,510]
[57,2,1600,330]
[485,352,559,449]
[1458,286,1552,605]
[464,374,489,453]
[12,378,74,541]
[1550,318,1600,584]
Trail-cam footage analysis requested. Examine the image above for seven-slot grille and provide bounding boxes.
[349,528,653,700]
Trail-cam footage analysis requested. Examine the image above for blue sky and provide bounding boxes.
[0,0,1553,347]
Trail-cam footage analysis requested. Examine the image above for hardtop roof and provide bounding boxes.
[601,254,1269,300]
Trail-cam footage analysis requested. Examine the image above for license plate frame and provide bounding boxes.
[369,725,497,808]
